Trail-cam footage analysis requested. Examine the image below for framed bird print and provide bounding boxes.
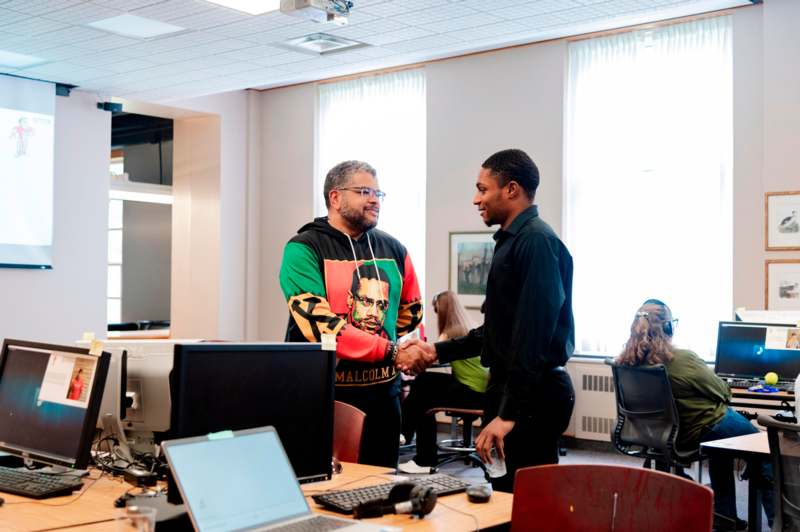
[766,191,800,251]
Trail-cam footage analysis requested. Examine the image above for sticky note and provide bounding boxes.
[81,332,96,342]
[207,430,234,440]
[321,333,337,351]
[89,339,103,356]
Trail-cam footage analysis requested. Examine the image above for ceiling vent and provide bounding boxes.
[283,33,366,54]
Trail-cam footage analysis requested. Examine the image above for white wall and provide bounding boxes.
[255,2,800,342]
[0,91,109,344]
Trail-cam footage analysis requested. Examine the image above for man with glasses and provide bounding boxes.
[279,160,430,468]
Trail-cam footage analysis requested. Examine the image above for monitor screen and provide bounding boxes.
[0,339,109,468]
[169,343,334,484]
[715,321,800,379]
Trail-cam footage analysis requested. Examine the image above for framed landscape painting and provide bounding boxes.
[449,232,494,309]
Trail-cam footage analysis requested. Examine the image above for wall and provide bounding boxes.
[255,2,800,343]
[121,201,171,323]
[0,91,109,344]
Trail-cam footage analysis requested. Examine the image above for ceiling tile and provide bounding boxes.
[0,16,71,36]
[0,0,86,17]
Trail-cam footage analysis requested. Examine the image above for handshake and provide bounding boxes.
[395,338,437,375]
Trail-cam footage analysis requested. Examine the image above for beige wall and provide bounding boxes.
[0,91,109,344]
[255,2,800,344]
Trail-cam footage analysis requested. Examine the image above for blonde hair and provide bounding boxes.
[433,290,472,340]
[617,301,675,366]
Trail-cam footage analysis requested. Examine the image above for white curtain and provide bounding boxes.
[317,69,427,297]
[565,16,733,359]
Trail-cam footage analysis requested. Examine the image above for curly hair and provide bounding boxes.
[617,300,675,366]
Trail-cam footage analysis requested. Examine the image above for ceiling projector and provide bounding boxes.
[280,0,353,24]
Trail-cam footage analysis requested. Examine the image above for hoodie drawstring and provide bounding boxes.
[346,232,382,286]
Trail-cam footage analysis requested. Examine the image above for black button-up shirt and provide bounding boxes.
[436,205,574,420]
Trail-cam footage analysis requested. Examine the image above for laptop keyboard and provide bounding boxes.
[269,516,353,532]
[0,466,84,499]
[312,473,470,514]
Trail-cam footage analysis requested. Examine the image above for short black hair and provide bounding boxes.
[481,149,539,199]
[323,161,377,209]
[350,263,391,296]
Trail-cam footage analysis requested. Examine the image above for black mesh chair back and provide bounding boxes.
[757,415,800,532]
[606,360,693,463]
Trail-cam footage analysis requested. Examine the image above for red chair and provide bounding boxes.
[333,400,366,464]
[511,464,713,532]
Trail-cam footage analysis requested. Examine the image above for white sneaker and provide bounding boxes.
[397,460,433,474]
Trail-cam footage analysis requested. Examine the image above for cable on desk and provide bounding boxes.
[437,499,480,531]
[3,469,107,508]
[30,517,115,532]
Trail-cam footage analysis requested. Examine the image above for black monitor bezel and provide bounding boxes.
[715,320,797,377]
[168,343,334,483]
[0,339,110,469]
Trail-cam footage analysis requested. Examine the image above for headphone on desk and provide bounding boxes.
[353,483,437,519]
[642,298,674,337]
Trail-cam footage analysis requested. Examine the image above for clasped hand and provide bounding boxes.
[395,338,437,375]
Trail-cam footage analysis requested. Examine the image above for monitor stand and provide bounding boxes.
[29,463,89,477]
[100,412,135,467]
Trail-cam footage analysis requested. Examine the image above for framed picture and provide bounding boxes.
[766,259,800,310]
[449,232,495,309]
[765,191,800,251]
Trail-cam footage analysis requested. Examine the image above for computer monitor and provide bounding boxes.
[715,321,800,379]
[103,339,200,434]
[169,343,335,485]
[0,339,110,469]
[76,341,127,429]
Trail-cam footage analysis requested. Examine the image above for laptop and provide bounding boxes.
[162,426,392,532]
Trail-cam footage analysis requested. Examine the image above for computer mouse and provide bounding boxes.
[466,484,492,503]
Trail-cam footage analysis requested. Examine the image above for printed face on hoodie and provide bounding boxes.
[336,171,381,233]
[347,265,391,336]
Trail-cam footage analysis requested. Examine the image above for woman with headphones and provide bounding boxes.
[617,299,773,530]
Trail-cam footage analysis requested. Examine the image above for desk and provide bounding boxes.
[730,387,793,414]
[0,464,512,531]
[701,431,769,532]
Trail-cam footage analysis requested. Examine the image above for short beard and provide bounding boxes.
[340,202,377,233]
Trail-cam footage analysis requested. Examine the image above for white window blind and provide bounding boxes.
[565,16,733,359]
[317,69,427,296]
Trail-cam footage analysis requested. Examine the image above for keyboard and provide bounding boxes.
[312,473,471,514]
[0,466,84,499]
[725,378,795,393]
[271,516,353,532]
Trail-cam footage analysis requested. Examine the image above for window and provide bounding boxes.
[107,198,123,324]
[565,17,733,359]
[317,69,427,299]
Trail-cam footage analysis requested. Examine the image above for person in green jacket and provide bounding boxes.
[398,290,488,474]
[617,299,773,530]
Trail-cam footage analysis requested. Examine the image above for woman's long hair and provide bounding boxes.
[617,300,675,366]
[433,290,472,341]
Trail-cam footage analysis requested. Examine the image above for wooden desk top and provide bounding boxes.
[700,431,769,458]
[0,463,512,532]
[303,463,513,531]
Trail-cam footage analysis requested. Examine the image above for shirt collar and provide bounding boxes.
[494,205,539,241]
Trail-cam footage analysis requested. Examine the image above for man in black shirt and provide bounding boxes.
[404,149,575,492]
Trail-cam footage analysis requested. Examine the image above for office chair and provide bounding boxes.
[511,464,714,532]
[757,414,800,532]
[333,400,366,464]
[425,407,488,479]
[605,359,704,482]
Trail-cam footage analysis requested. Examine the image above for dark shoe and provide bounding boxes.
[713,515,747,531]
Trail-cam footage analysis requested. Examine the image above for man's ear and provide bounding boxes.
[329,190,340,210]
[506,181,519,200]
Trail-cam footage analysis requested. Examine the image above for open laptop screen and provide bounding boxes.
[164,428,309,531]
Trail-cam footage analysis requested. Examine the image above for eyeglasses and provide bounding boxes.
[336,186,386,201]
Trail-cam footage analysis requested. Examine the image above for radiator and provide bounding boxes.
[566,360,618,442]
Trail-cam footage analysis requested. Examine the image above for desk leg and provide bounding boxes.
[748,468,762,532]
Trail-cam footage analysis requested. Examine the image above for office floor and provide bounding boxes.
[398,432,771,532]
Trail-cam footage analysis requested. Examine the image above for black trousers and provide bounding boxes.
[335,386,401,469]
[484,368,575,493]
[401,371,485,466]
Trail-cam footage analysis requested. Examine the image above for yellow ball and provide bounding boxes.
[765,372,779,385]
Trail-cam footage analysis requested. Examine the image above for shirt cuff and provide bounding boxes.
[433,340,459,364]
